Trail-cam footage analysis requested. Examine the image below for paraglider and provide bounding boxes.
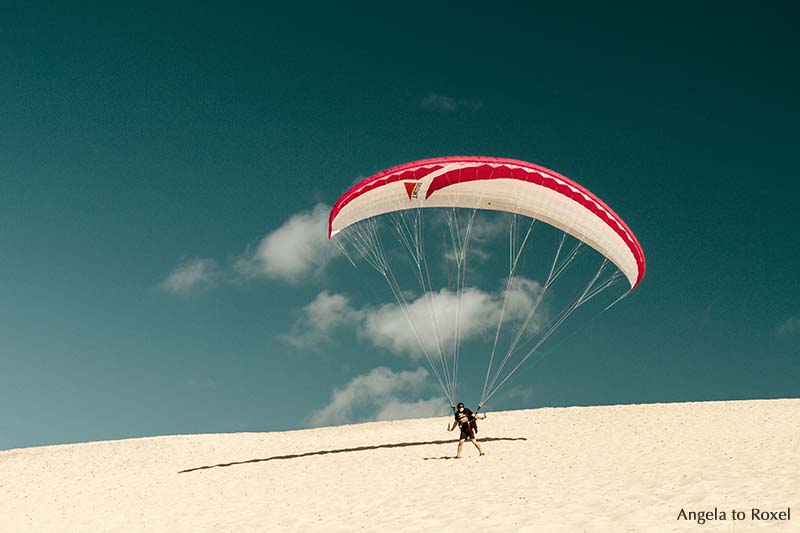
[447,401,486,458]
[330,156,645,412]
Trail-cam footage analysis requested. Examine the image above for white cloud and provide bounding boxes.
[234,203,337,284]
[286,278,546,359]
[282,291,361,349]
[307,367,448,427]
[438,211,517,263]
[469,213,539,264]
[361,279,545,358]
[373,397,450,421]
[503,278,546,321]
[470,212,514,243]
[777,316,800,336]
[159,258,218,294]
[420,93,483,112]
[361,287,499,356]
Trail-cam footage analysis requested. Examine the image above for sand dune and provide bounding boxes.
[1,399,797,532]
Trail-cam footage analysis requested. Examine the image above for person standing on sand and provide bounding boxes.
[447,402,487,458]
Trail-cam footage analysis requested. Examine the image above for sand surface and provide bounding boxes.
[1,399,798,532]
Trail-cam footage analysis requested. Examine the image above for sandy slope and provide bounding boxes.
[1,399,797,532]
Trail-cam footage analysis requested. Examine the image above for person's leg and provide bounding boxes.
[471,438,485,455]
[456,439,465,458]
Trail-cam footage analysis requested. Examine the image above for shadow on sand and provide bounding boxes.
[178,436,526,473]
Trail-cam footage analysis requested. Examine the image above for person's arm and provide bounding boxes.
[447,419,455,431]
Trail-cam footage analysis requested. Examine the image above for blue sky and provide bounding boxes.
[1,2,798,450]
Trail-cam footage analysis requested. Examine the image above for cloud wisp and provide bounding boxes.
[438,211,514,263]
[362,279,545,357]
[161,204,341,294]
[777,316,800,336]
[282,291,360,349]
[186,377,217,388]
[307,367,449,426]
[235,203,337,284]
[420,93,483,112]
[284,278,546,359]
[159,258,219,295]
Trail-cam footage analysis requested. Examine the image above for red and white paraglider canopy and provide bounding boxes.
[329,156,645,289]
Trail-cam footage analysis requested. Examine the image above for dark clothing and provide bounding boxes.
[454,408,477,440]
